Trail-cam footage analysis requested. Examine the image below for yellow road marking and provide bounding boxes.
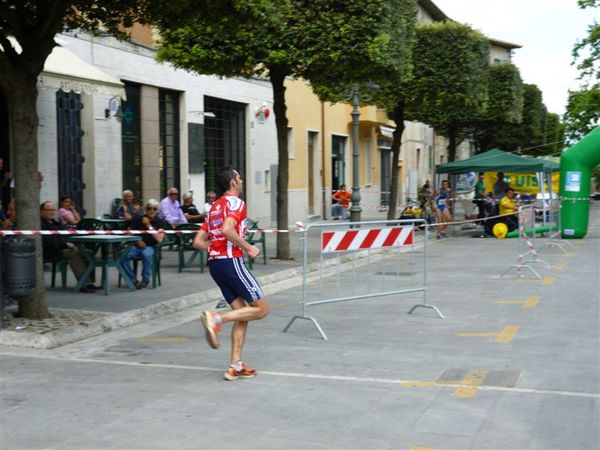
[136,337,191,343]
[564,253,576,258]
[453,369,488,398]
[410,447,437,450]
[455,325,520,343]
[519,276,555,285]
[400,381,437,388]
[493,296,540,309]
[541,276,556,285]
[552,262,566,270]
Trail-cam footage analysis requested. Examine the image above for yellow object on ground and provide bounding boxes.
[493,222,508,239]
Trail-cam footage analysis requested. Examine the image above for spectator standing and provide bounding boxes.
[473,173,487,219]
[493,172,509,201]
[332,184,351,220]
[58,195,81,230]
[41,201,96,292]
[122,199,169,289]
[203,191,217,215]
[181,191,204,223]
[159,187,187,227]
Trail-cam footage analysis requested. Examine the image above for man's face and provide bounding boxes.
[145,204,159,218]
[41,202,57,221]
[168,189,179,201]
[124,192,133,203]
[231,170,243,195]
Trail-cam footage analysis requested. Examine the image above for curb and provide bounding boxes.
[0,237,426,349]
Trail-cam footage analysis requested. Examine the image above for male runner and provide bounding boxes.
[194,167,269,381]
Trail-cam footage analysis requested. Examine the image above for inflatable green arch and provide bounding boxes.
[560,126,600,238]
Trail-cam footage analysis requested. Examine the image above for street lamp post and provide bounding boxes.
[350,85,362,223]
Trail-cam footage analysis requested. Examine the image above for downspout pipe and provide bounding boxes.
[559,126,600,238]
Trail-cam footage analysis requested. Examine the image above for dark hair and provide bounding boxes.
[215,167,238,195]
[40,201,50,211]
[478,172,484,176]
[60,195,72,202]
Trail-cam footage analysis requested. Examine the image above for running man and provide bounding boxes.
[193,167,269,381]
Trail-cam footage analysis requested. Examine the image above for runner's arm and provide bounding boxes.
[223,216,259,259]
[193,228,210,251]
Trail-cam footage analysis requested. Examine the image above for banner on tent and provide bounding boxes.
[484,172,559,195]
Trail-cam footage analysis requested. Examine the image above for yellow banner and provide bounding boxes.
[484,172,559,195]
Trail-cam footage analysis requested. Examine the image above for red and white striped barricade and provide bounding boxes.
[283,219,443,340]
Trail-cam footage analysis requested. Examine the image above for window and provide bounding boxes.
[203,96,246,194]
[159,89,180,194]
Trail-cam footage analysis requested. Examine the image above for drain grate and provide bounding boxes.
[437,368,521,388]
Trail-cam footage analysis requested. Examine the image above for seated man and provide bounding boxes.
[331,185,351,220]
[159,187,188,227]
[499,188,519,232]
[484,188,519,236]
[121,199,168,289]
[117,189,136,221]
[181,191,204,224]
[40,201,96,292]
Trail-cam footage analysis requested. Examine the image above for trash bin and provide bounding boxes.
[2,237,36,296]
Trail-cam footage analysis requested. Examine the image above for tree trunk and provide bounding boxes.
[448,125,457,162]
[387,101,406,220]
[7,75,49,319]
[269,68,290,260]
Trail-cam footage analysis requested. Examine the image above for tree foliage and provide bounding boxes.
[0,0,150,319]
[474,62,523,152]
[565,0,600,141]
[519,84,547,154]
[154,0,415,254]
[404,21,490,161]
[564,86,600,141]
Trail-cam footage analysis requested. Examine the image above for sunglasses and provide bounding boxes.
[146,207,158,211]
[169,192,178,196]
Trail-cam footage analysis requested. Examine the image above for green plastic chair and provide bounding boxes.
[175,223,205,273]
[245,219,266,269]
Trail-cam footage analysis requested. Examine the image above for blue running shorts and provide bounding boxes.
[208,257,264,304]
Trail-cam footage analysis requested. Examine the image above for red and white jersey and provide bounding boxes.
[201,194,247,260]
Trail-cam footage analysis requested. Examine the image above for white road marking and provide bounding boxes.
[2,351,598,400]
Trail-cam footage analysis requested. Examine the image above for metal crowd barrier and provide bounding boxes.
[283,219,443,340]
[501,205,550,279]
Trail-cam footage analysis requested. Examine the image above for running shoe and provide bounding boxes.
[215,299,229,309]
[200,311,221,349]
[224,363,257,381]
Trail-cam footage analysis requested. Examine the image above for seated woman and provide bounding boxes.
[58,195,80,230]
[181,191,204,224]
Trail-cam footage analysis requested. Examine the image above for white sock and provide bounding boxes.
[230,360,243,371]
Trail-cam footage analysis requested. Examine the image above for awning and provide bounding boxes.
[37,46,125,97]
